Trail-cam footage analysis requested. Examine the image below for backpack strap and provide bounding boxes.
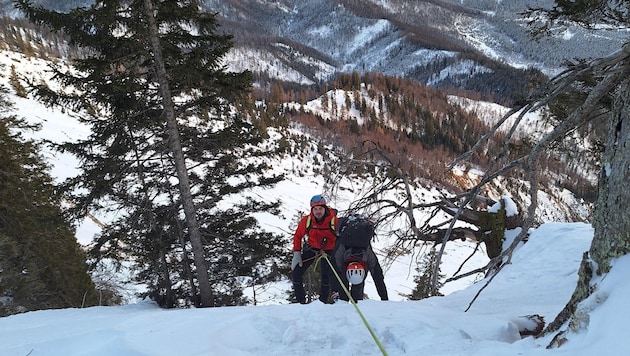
[305,214,336,234]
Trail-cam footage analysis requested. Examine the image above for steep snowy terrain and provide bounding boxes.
[1,48,590,301]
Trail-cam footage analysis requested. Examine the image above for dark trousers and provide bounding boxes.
[291,247,337,304]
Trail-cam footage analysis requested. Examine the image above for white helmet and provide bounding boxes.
[346,262,366,285]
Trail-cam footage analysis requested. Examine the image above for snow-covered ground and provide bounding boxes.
[1,222,629,355]
[3,49,627,355]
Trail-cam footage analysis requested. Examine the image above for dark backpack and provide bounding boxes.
[337,214,374,249]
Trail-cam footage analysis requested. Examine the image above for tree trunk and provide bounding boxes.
[545,76,630,344]
[157,247,175,308]
[477,203,506,259]
[589,77,630,272]
[142,0,214,307]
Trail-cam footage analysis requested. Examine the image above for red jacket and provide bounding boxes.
[292,207,337,251]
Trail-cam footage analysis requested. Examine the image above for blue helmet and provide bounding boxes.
[310,194,327,207]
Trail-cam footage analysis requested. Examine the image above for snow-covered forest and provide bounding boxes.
[1,1,629,355]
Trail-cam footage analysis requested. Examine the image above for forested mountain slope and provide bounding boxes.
[208,0,624,104]
[3,0,623,105]
[0,0,604,311]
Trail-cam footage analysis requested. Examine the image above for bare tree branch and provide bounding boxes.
[445,44,630,309]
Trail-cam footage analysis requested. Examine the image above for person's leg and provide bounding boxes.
[338,275,350,302]
[351,280,365,301]
[291,264,307,304]
[291,249,316,304]
[334,246,350,301]
[326,250,342,302]
[318,252,335,303]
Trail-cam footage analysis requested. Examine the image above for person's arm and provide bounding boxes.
[292,216,308,251]
[369,246,389,300]
[291,216,308,271]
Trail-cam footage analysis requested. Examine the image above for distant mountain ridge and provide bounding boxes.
[2,0,625,103]
[0,0,600,223]
[210,0,625,102]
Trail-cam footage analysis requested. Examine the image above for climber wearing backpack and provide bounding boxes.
[334,214,388,302]
[291,194,340,304]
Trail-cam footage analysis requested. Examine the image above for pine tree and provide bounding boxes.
[408,246,444,300]
[9,65,27,98]
[0,86,100,316]
[15,0,284,308]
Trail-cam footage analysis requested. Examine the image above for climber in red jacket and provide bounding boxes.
[290,194,339,304]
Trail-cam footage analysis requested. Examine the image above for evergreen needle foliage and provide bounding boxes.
[15,0,284,308]
[0,86,100,316]
[408,246,444,300]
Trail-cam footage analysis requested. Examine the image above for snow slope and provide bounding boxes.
[1,222,629,356]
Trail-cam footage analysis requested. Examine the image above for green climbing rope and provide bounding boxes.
[317,253,389,356]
